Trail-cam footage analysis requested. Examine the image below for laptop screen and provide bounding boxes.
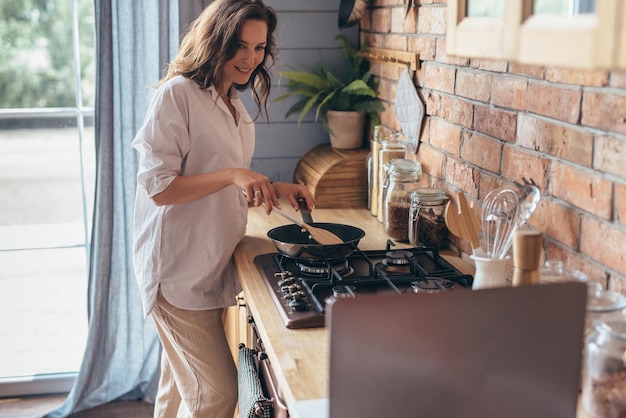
[329,282,586,418]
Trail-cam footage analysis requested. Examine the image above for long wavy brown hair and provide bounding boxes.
[160,0,277,120]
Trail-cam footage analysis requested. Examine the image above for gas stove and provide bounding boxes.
[253,243,474,329]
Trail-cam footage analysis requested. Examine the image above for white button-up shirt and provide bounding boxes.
[132,75,252,317]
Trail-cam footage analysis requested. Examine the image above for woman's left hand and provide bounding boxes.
[271,182,315,213]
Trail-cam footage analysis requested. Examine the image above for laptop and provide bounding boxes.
[328,282,587,418]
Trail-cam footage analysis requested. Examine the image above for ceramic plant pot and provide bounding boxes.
[327,110,365,149]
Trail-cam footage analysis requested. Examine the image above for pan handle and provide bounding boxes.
[297,197,314,224]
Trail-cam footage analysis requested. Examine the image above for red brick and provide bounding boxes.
[440,95,473,128]
[545,68,610,87]
[445,157,479,198]
[526,82,581,124]
[461,132,501,173]
[385,34,409,50]
[535,120,593,167]
[581,217,626,277]
[615,183,626,227]
[492,75,527,110]
[501,146,548,188]
[611,71,626,89]
[582,91,626,135]
[409,36,436,62]
[455,70,491,103]
[470,59,507,73]
[392,5,415,33]
[533,199,580,249]
[594,135,626,179]
[516,114,538,150]
[436,38,471,67]
[417,141,445,179]
[549,161,612,220]
[508,62,545,79]
[416,4,446,35]
[423,62,455,94]
[424,90,442,117]
[429,117,462,155]
[371,8,392,33]
[474,105,517,142]
[477,173,509,200]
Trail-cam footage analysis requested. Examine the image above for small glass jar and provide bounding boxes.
[376,136,408,222]
[408,188,448,248]
[368,125,390,216]
[540,260,587,284]
[382,158,422,242]
[585,283,626,340]
[582,312,626,418]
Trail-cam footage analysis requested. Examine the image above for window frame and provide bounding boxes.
[447,0,624,70]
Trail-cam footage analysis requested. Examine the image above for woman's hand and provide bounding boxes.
[271,182,315,213]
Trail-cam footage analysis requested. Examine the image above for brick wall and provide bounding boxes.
[362,0,626,295]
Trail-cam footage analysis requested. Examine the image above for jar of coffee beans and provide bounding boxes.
[382,158,422,242]
[408,188,448,248]
[582,312,626,418]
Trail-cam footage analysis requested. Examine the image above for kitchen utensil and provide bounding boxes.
[444,192,481,252]
[267,223,365,260]
[497,178,541,258]
[481,188,519,259]
[271,207,344,245]
[395,68,425,154]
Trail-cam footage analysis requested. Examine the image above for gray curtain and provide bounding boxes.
[45,1,211,416]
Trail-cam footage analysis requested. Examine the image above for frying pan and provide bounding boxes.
[267,223,365,260]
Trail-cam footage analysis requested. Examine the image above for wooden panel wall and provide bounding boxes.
[242,0,359,183]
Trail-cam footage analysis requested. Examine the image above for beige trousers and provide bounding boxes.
[151,290,237,418]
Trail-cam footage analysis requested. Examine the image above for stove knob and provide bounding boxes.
[280,283,301,294]
[275,271,293,280]
[277,276,296,287]
[283,290,308,311]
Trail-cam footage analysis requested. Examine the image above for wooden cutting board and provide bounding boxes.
[294,144,369,208]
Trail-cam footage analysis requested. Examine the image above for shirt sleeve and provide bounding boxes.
[132,81,191,198]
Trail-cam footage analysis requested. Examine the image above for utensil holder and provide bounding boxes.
[471,255,509,289]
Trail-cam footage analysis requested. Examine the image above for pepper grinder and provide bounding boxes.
[512,230,544,286]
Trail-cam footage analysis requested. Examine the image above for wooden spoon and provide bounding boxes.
[271,207,344,245]
[444,192,481,252]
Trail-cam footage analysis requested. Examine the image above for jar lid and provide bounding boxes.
[594,310,626,339]
[587,282,626,313]
[539,260,587,284]
[385,158,422,176]
[410,188,448,205]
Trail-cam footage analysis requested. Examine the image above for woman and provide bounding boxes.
[131,1,315,417]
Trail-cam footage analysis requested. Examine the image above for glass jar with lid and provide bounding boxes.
[408,188,449,248]
[382,158,422,241]
[582,311,626,418]
[376,136,408,222]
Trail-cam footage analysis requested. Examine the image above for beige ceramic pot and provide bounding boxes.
[327,110,365,149]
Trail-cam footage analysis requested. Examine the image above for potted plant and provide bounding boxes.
[275,35,384,149]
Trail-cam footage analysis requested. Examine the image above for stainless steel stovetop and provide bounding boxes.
[254,243,474,329]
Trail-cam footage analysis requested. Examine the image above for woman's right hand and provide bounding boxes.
[232,168,281,213]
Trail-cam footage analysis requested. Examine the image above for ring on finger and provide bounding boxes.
[254,190,262,195]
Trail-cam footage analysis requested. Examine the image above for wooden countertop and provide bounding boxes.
[233,205,471,407]
[234,205,590,417]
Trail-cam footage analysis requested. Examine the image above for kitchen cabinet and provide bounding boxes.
[224,292,252,363]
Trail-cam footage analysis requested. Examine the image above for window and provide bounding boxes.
[447,0,624,69]
[0,0,95,396]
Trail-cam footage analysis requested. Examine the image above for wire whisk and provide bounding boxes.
[481,188,520,259]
